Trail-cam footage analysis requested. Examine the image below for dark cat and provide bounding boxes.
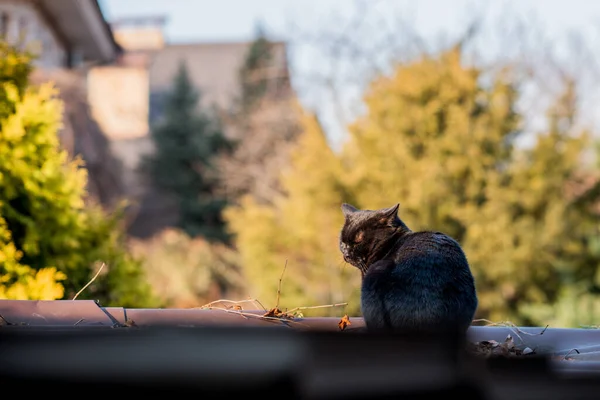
[339,203,478,333]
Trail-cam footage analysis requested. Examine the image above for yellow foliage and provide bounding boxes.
[129,228,245,308]
[0,42,155,307]
[343,47,598,325]
[225,109,360,315]
[0,267,66,300]
[227,45,600,326]
[0,213,66,300]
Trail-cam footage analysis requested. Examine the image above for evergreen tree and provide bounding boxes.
[145,60,232,242]
[0,42,157,306]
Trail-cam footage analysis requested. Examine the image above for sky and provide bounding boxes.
[99,0,600,146]
[100,0,600,44]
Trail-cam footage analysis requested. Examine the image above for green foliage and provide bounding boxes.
[0,42,157,307]
[225,109,360,315]
[129,228,245,308]
[145,61,232,242]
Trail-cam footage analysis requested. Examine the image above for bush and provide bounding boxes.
[0,42,158,307]
[129,228,245,308]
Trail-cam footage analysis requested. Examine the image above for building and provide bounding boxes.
[87,17,297,238]
[0,0,118,69]
[0,0,126,208]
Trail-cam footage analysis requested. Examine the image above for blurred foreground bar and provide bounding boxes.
[2,299,600,399]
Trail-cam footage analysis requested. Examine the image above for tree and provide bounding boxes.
[0,42,157,306]
[218,28,302,205]
[144,60,232,242]
[225,108,360,315]
[482,80,600,326]
[237,24,274,115]
[342,45,600,324]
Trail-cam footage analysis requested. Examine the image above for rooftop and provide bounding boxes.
[36,0,121,64]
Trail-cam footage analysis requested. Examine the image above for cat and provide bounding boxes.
[339,203,478,333]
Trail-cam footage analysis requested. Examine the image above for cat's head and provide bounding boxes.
[339,203,407,274]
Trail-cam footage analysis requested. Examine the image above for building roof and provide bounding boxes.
[148,41,289,115]
[34,0,121,64]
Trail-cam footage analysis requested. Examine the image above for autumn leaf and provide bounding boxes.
[338,314,351,331]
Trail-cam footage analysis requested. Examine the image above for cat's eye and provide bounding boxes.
[354,231,364,244]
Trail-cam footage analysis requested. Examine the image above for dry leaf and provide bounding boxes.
[338,314,351,331]
[468,336,536,358]
[123,319,137,327]
[263,307,283,318]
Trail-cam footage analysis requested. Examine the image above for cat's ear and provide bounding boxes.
[341,203,358,217]
[379,203,400,226]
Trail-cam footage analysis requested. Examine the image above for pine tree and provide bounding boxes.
[224,108,359,315]
[0,42,157,306]
[145,60,232,242]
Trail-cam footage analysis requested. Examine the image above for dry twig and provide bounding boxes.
[285,302,348,316]
[197,298,266,311]
[194,260,348,329]
[563,348,580,360]
[72,262,105,300]
[472,319,548,345]
[276,259,288,310]
[220,307,310,328]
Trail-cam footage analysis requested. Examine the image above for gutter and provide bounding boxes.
[2,299,600,398]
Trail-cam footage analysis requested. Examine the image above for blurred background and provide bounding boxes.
[2,0,600,328]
